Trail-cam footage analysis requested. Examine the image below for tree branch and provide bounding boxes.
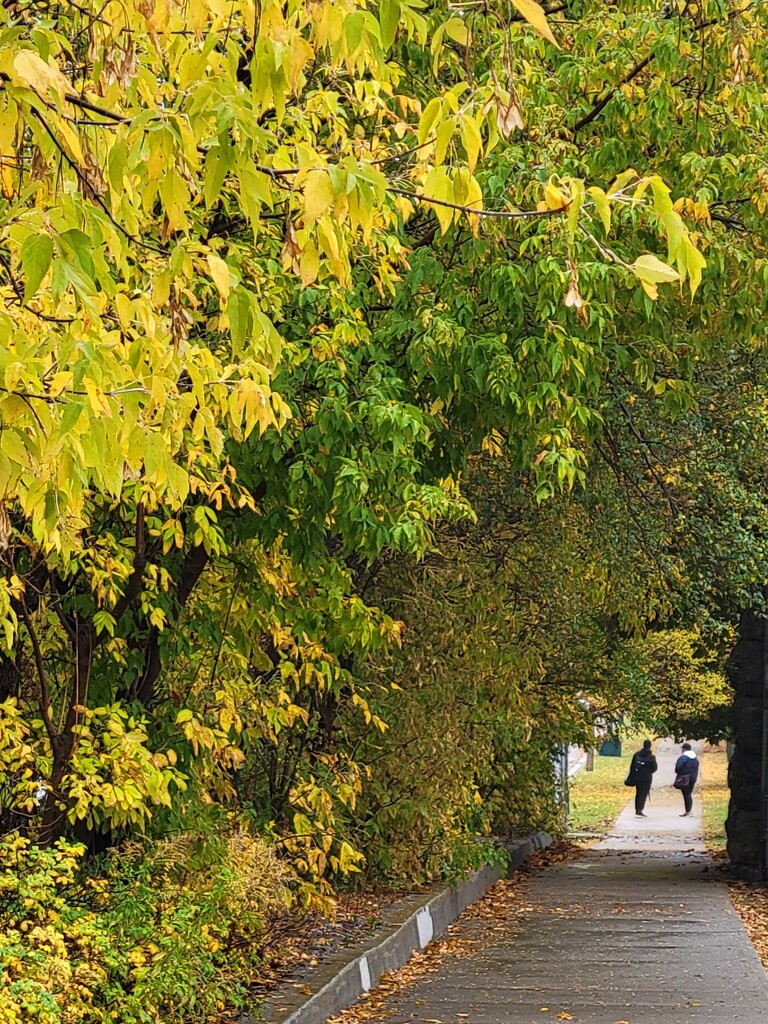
[618,402,680,517]
[387,186,565,221]
[572,52,656,133]
[132,543,210,705]
[19,599,57,749]
[31,108,167,255]
[110,502,146,627]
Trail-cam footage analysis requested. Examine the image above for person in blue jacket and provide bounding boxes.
[675,742,700,817]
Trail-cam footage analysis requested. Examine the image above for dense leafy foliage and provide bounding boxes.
[0,827,288,1024]
[2,0,768,1018]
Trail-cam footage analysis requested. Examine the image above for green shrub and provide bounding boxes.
[0,824,290,1024]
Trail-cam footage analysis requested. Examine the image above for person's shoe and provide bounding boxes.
[679,812,691,817]
[636,812,647,817]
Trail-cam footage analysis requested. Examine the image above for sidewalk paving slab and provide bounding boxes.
[345,740,768,1023]
[251,833,553,1024]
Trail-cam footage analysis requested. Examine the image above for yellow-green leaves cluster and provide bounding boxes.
[553,172,707,304]
[0,0,500,558]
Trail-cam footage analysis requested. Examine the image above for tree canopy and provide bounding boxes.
[2,0,768,1020]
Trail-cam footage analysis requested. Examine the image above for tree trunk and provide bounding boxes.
[725,608,765,878]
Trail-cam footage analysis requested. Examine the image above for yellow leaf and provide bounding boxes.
[632,253,680,285]
[587,185,611,234]
[418,97,442,145]
[511,0,559,48]
[566,177,584,240]
[300,244,320,287]
[453,168,482,235]
[303,170,335,222]
[460,115,482,174]
[544,179,569,211]
[638,278,658,300]
[423,166,454,235]
[608,169,639,196]
[1,162,13,198]
[57,116,85,166]
[48,372,72,397]
[434,117,455,165]
[12,50,70,103]
[464,173,483,237]
[681,235,706,298]
[83,380,110,416]
[444,16,469,46]
[206,253,231,302]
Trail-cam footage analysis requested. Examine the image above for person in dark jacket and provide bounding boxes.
[674,742,699,816]
[628,739,658,816]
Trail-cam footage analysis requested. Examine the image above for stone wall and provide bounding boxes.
[725,609,765,877]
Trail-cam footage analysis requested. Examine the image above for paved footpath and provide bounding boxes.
[356,742,768,1024]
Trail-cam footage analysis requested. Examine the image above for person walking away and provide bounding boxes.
[628,739,657,816]
[674,742,699,817]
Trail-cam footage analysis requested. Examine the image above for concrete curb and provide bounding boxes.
[253,831,553,1024]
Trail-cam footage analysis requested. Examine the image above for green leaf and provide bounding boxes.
[227,288,252,356]
[20,234,53,301]
[587,186,611,235]
[345,11,366,53]
[379,0,400,49]
[204,144,232,208]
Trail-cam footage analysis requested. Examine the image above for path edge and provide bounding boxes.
[252,831,553,1024]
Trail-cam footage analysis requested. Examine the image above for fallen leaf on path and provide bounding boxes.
[325,841,581,1023]
[730,881,768,970]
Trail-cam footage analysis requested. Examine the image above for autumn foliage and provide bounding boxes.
[1,0,768,1019]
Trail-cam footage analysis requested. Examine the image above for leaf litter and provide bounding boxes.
[326,841,583,1024]
[729,881,768,972]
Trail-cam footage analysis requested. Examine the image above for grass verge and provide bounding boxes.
[567,739,641,835]
[700,748,729,851]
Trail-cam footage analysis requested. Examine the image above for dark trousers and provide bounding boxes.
[635,780,651,813]
[681,784,694,813]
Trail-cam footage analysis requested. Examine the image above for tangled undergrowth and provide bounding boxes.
[0,828,289,1024]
